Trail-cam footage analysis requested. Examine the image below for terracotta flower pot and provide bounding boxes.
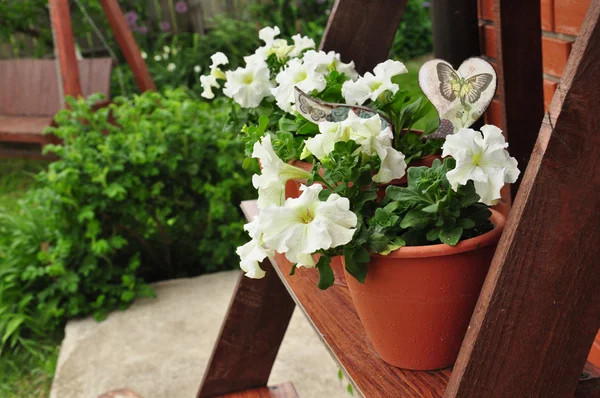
[344,210,506,370]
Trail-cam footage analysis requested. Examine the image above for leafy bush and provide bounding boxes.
[0,89,255,352]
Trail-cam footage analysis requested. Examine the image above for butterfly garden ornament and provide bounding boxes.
[294,87,392,131]
[418,57,497,138]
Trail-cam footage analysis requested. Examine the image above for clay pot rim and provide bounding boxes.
[372,209,506,259]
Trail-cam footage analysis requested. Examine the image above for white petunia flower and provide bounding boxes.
[163,46,170,53]
[271,58,326,113]
[210,52,229,69]
[252,135,312,209]
[223,61,274,108]
[442,125,520,205]
[259,184,357,267]
[141,51,147,59]
[200,75,219,99]
[167,63,176,72]
[345,112,406,183]
[259,26,281,45]
[236,217,272,279]
[303,120,350,160]
[154,55,162,61]
[303,50,358,80]
[289,34,316,57]
[194,65,201,73]
[341,59,408,105]
[373,145,407,183]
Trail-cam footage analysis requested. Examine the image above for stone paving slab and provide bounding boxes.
[50,271,348,398]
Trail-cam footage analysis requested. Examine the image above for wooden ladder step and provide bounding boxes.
[216,383,298,398]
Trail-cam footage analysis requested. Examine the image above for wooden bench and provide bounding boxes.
[0,58,113,148]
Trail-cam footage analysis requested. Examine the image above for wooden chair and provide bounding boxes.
[197,0,600,397]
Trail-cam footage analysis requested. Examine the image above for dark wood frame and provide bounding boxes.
[200,0,600,396]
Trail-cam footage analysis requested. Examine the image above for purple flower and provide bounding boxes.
[137,25,148,35]
[422,1,431,7]
[174,1,188,13]
[125,11,138,26]
[160,20,171,32]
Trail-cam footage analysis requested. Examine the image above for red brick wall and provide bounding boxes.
[477,0,590,125]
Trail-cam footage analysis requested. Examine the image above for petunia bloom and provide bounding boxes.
[442,125,520,205]
[223,61,274,108]
[252,135,312,209]
[236,217,272,279]
[259,184,357,267]
[271,58,326,113]
[341,59,408,105]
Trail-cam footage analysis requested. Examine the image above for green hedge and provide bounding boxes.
[0,90,255,353]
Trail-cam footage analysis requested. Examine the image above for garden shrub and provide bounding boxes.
[0,89,255,352]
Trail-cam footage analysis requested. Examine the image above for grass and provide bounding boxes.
[0,159,48,210]
[0,158,56,398]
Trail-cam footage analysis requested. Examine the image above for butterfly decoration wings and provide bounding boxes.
[419,57,497,138]
[436,63,493,104]
[294,88,393,131]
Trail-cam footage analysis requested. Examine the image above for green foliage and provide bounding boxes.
[113,17,262,96]
[380,158,493,247]
[0,89,255,355]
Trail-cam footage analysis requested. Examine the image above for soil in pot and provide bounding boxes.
[344,209,506,370]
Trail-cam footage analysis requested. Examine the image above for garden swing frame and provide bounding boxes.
[0,0,154,158]
[197,0,600,397]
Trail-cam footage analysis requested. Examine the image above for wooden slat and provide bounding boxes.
[239,200,451,398]
[49,0,82,100]
[493,0,545,196]
[0,59,112,117]
[197,264,295,396]
[99,0,156,92]
[319,0,408,74]
[446,2,600,397]
[215,383,298,398]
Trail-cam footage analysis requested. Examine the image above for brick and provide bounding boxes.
[480,0,494,20]
[485,99,502,127]
[479,24,497,59]
[542,36,573,77]
[543,79,558,108]
[554,0,590,35]
[541,0,555,31]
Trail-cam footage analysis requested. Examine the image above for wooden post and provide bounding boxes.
[197,264,295,396]
[493,0,545,196]
[445,2,600,397]
[99,0,156,92]
[431,0,480,69]
[319,0,408,74]
[49,0,82,101]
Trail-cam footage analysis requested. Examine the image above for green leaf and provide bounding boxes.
[380,237,406,255]
[343,246,370,283]
[422,202,439,213]
[426,228,440,242]
[439,227,464,246]
[458,218,476,229]
[2,316,24,345]
[400,210,429,229]
[316,256,334,290]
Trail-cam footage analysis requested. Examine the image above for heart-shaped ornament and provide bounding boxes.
[418,57,497,138]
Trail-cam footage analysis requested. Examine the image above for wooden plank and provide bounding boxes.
[238,200,451,398]
[493,0,545,196]
[445,2,600,397]
[319,0,408,74]
[49,0,82,100]
[197,263,295,396]
[99,0,156,92]
[216,383,298,398]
